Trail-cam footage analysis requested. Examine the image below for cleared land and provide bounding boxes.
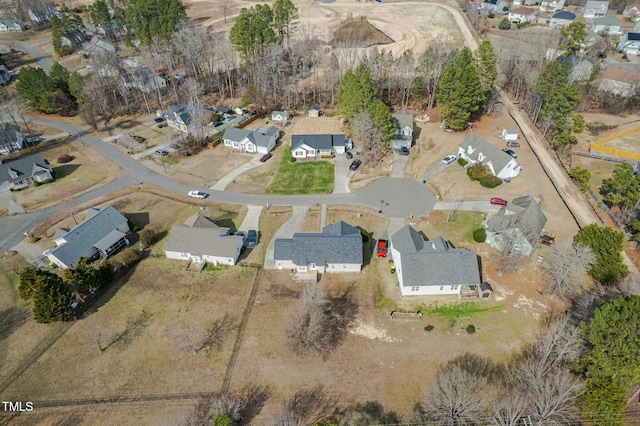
[266,148,334,195]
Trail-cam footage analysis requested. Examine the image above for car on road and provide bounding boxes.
[246,230,258,248]
[154,149,169,156]
[259,153,273,162]
[490,197,508,206]
[188,190,208,199]
[154,116,165,123]
[400,147,409,155]
[506,141,520,148]
[349,159,362,171]
[441,154,457,165]
[376,239,388,258]
[502,148,517,158]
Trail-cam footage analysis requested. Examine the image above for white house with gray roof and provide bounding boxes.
[0,153,52,191]
[223,126,279,154]
[390,110,413,150]
[163,213,244,266]
[0,124,24,154]
[458,134,521,180]
[46,206,130,269]
[583,0,609,19]
[390,225,481,296]
[291,134,346,159]
[486,195,547,257]
[591,15,621,35]
[271,110,290,122]
[273,221,363,275]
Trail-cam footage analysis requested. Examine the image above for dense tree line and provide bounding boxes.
[16,63,79,115]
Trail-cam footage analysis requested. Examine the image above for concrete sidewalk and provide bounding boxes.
[263,205,308,269]
[210,155,264,191]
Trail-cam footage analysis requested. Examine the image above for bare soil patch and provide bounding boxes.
[330,15,393,47]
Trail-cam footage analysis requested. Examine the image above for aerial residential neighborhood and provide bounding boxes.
[0,0,639,423]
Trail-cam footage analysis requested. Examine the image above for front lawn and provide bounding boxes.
[266,148,334,195]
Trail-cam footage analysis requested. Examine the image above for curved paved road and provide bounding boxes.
[0,117,436,252]
[0,40,52,73]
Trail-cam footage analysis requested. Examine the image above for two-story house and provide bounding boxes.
[390,110,413,151]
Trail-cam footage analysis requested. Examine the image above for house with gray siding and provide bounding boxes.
[582,0,609,19]
[0,124,24,153]
[0,153,52,191]
[458,134,521,180]
[291,134,346,159]
[46,206,130,269]
[389,225,481,296]
[549,11,576,28]
[540,0,565,13]
[559,55,595,83]
[486,195,547,257]
[591,15,622,34]
[617,32,640,55]
[223,126,279,154]
[390,110,413,150]
[274,221,363,278]
[598,66,640,97]
[163,213,244,266]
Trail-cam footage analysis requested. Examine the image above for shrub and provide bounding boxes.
[473,228,487,243]
[516,21,531,29]
[139,229,156,247]
[457,158,468,167]
[57,154,74,163]
[467,163,487,181]
[27,234,39,243]
[290,156,297,163]
[466,324,476,334]
[424,325,434,332]
[33,181,40,187]
[479,175,503,188]
[488,13,495,18]
[498,18,511,30]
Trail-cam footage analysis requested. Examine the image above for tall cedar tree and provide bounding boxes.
[437,48,480,131]
[560,22,588,56]
[19,267,74,323]
[273,0,299,46]
[335,65,376,120]
[603,162,640,207]
[229,4,276,59]
[15,67,58,113]
[577,295,640,425]
[124,0,186,45]
[475,40,497,106]
[574,224,628,285]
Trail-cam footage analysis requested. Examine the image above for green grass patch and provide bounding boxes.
[415,301,501,321]
[266,148,334,195]
[433,211,484,244]
[374,281,398,311]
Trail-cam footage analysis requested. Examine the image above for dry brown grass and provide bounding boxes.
[331,15,393,47]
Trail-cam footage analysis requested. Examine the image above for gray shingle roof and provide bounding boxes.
[459,134,514,176]
[594,15,620,25]
[486,195,547,246]
[393,110,413,130]
[552,11,576,19]
[167,104,192,125]
[50,206,128,267]
[291,134,346,151]
[390,225,480,288]
[223,127,251,143]
[224,126,279,148]
[272,110,290,120]
[0,153,51,184]
[163,213,241,259]
[274,220,362,267]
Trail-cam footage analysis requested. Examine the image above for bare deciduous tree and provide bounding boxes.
[541,241,595,298]
[167,313,237,355]
[271,385,336,426]
[350,111,386,166]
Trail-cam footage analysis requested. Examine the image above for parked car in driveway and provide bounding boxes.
[349,159,362,171]
[259,153,273,162]
[154,149,169,156]
[441,154,457,165]
[376,239,388,258]
[154,116,165,123]
[506,141,520,148]
[502,148,517,158]
[188,190,208,199]
[400,147,409,155]
[490,197,508,206]
[246,230,258,248]
[346,151,353,159]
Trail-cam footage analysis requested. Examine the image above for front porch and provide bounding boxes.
[293,269,318,284]
[458,283,493,300]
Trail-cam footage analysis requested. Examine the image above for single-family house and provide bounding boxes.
[0,65,14,86]
[123,67,167,94]
[81,37,116,57]
[550,11,576,28]
[308,105,322,118]
[273,221,363,282]
[458,134,522,180]
[271,110,291,122]
[481,0,507,14]
[163,213,244,266]
[28,7,60,23]
[390,225,482,297]
[501,129,518,140]
[486,195,547,257]
[591,15,622,34]
[216,105,231,116]
[0,153,52,191]
[0,124,24,154]
[390,110,414,150]
[223,126,279,154]
[166,104,193,134]
[509,6,537,23]
[540,0,565,13]
[0,19,25,32]
[582,0,609,19]
[291,134,346,159]
[623,4,640,21]
[598,66,640,97]
[617,32,640,55]
[559,55,595,83]
[46,206,129,269]
[61,30,88,51]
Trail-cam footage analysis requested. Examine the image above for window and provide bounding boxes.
[412,286,419,291]
[440,286,444,291]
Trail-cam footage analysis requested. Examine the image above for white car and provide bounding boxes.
[188,190,207,199]
[442,154,457,165]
